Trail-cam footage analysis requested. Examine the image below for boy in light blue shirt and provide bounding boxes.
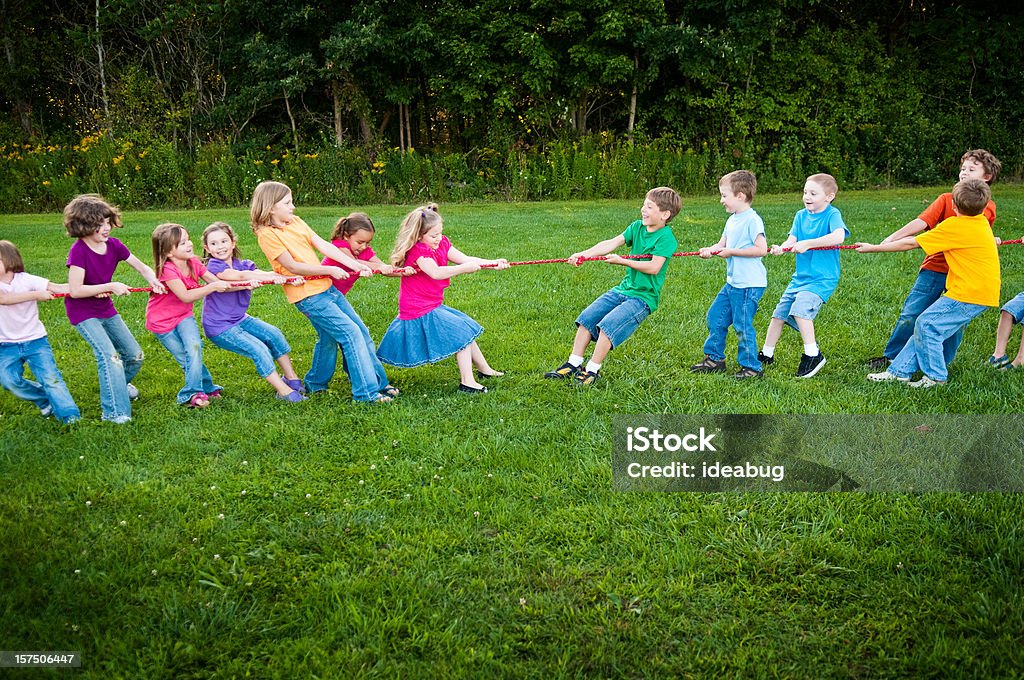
[690,170,768,379]
[760,173,849,378]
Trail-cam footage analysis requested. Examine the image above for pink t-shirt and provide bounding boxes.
[322,241,375,295]
[0,272,50,343]
[397,237,451,320]
[145,257,207,334]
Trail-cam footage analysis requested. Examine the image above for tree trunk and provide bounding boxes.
[627,54,638,145]
[283,88,299,153]
[398,102,405,151]
[332,80,344,146]
[95,0,110,128]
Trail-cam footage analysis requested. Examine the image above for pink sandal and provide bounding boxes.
[185,393,209,409]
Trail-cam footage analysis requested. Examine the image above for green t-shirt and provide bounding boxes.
[612,220,678,312]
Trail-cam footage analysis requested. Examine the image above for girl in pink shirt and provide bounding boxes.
[145,223,233,408]
[321,212,413,296]
[376,204,509,393]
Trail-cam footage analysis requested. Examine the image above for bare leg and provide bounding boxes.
[266,372,295,397]
[590,331,614,365]
[276,353,300,382]
[794,317,817,348]
[457,347,484,389]
[993,311,1015,358]
[1011,328,1024,368]
[469,342,503,376]
[571,325,594,358]
[763,317,785,349]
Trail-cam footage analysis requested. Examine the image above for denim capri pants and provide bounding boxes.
[209,315,290,378]
[772,289,824,331]
[576,290,651,349]
[1002,291,1024,324]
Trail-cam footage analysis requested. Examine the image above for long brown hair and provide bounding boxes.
[390,203,441,266]
[151,223,197,279]
[330,212,375,241]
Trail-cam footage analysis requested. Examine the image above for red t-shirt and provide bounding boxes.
[918,193,996,274]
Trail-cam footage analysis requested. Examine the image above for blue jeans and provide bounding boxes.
[154,316,221,404]
[0,336,81,423]
[703,284,765,371]
[576,290,651,349]
[883,269,961,364]
[889,296,988,382]
[293,287,388,401]
[209,315,290,378]
[74,314,143,422]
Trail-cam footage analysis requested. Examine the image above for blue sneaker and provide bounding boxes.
[284,378,307,394]
[987,354,1010,369]
[277,390,306,403]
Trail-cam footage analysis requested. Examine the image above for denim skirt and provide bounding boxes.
[376,305,483,368]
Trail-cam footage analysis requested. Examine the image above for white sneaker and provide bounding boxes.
[867,371,908,383]
[908,375,946,388]
[127,383,140,400]
[39,404,54,417]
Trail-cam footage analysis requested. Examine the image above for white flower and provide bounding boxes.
[192,537,198,543]
[359,480,365,485]
[119,520,127,526]
[240,490,247,496]
[151,569,158,576]
[242,460,248,466]
[214,554,221,561]
[473,511,480,518]
[85,500,91,507]
[370,464,376,471]
[519,597,527,607]
[218,513,225,520]
[74,569,81,574]
[305,493,311,499]
[210,485,217,490]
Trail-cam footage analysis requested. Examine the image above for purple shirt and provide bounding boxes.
[65,237,132,326]
[202,257,255,337]
[398,237,452,320]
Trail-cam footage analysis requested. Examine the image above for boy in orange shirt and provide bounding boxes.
[866,149,1000,369]
[857,179,999,387]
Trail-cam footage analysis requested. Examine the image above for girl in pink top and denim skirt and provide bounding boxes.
[376,204,509,393]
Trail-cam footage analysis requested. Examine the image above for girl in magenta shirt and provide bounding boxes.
[376,204,509,393]
[320,212,413,296]
[145,223,233,408]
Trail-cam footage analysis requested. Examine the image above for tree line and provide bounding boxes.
[2,0,1022,189]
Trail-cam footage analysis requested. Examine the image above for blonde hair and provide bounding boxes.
[250,181,292,233]
[64,194,122,237]
[719,170,757,203]
[806,173,838,196]
[151,223,196,279]
[391,203,441,266]
[202,222,243,263]
[330,212,376,241]
[952,178,991,217]
[0,240,26,274]
[646,187,681,222]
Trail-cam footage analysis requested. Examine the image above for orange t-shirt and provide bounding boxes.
[918,193,996,274]
[255,216,333,304]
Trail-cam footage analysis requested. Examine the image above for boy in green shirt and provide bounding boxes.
[544,187,680,385]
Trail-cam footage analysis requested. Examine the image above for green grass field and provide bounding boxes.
[2,187,1023,677]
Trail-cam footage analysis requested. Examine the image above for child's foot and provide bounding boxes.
[380,384,401,398]
[690,355,726,373]
[544,362,581,379]
[865,356,890,370]
[795,353,826,378]
[276,390,306,402]
[373,394,395,403]
[908,375,946,388]
[477,369,504,378]
[575,370,600,386]
[987,354,1010,369]
[208,389,223,399]
[757,351,775,367]
[185,393,209,409]
[39,403,53,418]
[458,383,488,394]
[126,383,140,400]
[734,367,763,380]
[284,378,307,394]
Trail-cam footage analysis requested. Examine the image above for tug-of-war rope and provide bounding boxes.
[50,239,1024,297]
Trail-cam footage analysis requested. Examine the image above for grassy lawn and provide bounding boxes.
[2,186,1023,677]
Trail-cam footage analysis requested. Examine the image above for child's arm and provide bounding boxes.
[790,228,846,254]
[367,254,415,277]
[0,288,55,304]
[415,256,479,280]
[67,265,134,297]
[604,253,667,274]
[568,234,627,266]
[769,235,797,256]
[716,234,768,259]
[855,237,919,254]
[447,246,510,270]
[311,234,374,275]
[882,217,929,243]
[699,237,727,259]
[274,251,350,281]
[164,272,233,303]
[124,254,167,294]
[213,264,290,285]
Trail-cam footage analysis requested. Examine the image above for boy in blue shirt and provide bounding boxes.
[544,187,680,386]
[759,173,849,378]
[690,170,768,379]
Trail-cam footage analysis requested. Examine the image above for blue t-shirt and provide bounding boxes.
[723,208,767,289]
[784,204,848,302]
